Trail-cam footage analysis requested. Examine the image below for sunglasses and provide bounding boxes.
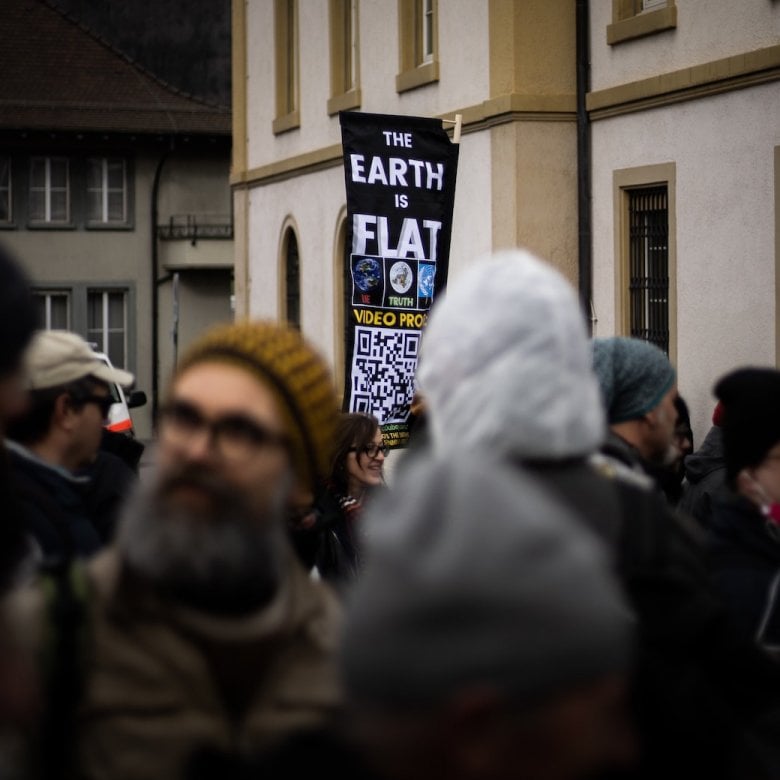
[78,393,114,418]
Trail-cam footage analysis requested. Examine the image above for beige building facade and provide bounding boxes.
[232,0,582,399]
[232,0,780,442]
[588,0,780,440]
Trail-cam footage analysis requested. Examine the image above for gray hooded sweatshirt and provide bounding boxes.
[417,248,606,462]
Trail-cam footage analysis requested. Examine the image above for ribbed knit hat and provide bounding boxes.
[340,453,633,706]
[175,320,339,491]
[592,337,676,424]
[714,367,780,482]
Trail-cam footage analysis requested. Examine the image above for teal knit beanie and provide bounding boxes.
[592,337,676,424]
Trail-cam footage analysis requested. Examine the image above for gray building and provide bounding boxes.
[0,0,233,438]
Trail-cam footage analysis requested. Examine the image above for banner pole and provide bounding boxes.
[442,113,463,144]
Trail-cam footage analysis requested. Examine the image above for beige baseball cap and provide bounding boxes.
[24,330,134,390]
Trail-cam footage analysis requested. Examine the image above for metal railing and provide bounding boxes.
[157,214,233,244]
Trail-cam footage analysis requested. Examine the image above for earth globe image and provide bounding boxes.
[353,257,382,292]
[389,261,413,294]
[418,264,435,297]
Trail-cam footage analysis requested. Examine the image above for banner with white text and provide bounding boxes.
[340,110,459,450]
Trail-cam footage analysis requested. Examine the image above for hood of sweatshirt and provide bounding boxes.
[416,249,605,461]
[684,425,725,485]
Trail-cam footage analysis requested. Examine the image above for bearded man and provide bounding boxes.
[591,335,680,495]
[5,320,344,780]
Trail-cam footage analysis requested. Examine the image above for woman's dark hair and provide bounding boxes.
[6,376,107,445]
[328,412,380,493]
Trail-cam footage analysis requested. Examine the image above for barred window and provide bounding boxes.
[628,186,669,354]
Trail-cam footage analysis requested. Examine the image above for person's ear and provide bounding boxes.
[642,407,659,430]
[53,392,80,432]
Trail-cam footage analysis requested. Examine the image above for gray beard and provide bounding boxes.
[117,464,289,616]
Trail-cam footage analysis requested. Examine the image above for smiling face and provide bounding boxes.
[346,426,385,498]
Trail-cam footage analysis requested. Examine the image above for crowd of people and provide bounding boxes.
[0,241,779,780]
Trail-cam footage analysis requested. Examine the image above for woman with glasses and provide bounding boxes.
[313,412,387,588]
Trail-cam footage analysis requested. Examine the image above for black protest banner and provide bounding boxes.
[340,110,459,450]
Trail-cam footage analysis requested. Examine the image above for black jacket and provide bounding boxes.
[6,443,105,564]
[707,490,780,651]
[313,488,364,589]
[522,456,780,780]
[680,425,729,529]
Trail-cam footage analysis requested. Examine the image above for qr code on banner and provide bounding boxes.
[350,326,420,424]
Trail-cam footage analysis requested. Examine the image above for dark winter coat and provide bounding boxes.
[707,491,780,652]
[78,449,138,544]
[521,456,780,780]
[0,448,37,594]
[6,442,104,563]
[313,488,365,589]
[680,425,729,529]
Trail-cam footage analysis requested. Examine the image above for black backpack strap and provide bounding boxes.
[12,468,77,561]
[34,560,90,780]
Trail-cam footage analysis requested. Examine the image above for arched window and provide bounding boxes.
[283,228,300,329]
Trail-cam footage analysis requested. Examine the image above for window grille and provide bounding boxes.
[628,186,669,354]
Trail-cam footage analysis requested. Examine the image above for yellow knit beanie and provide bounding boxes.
[175,320,339,491]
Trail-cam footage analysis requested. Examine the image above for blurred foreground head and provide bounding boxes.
[0,244,37,427]
[119,320,339,614]
[417,248,605,461]
[340,454,635,780]
[714,366,780,485]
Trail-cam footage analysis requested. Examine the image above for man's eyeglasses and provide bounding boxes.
[158,400,289,461]
[350,443,389,459]
[78,393,114,419]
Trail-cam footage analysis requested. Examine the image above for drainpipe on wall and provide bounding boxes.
[151,141,173,423]
[576,0,593,335]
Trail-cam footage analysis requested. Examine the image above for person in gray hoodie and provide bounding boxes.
[341,453,637,780]
[415,248,780,780]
